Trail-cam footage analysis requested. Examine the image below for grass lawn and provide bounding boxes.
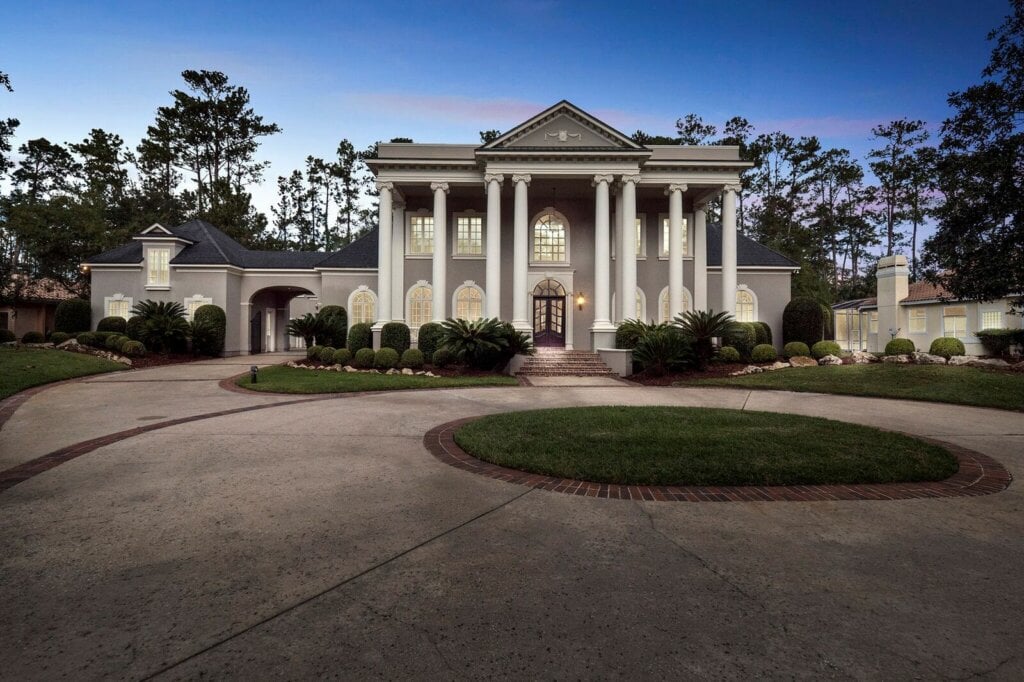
[0,347,125,400]
[454,406,957,486]
[236,364,518,393]
[681,364,1024,412]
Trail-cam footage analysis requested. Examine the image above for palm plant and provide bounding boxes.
[499,321,536,358]
[673,309,737,370]
[438,317,508,369]
[286,313,325,348]
[616,318,670,349]
[131,300,189,354]
[632,327,694,376]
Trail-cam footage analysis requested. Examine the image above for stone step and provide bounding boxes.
[516,350,615,377]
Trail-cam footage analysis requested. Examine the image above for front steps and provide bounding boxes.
[516,349,616,377]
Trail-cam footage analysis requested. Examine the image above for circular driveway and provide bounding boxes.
[1,356,1023,679]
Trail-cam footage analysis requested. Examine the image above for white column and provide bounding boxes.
[391,200,405,321]
[693,204,708,312]
[431,182,449,321]
[614,185,623,321]
[511,174,531,331]
[375,181,394,324]
[666,183,687,321]
[592,174,614,330]
[721,184,740,318]
[484,174,503,318]
[619,174,639,320]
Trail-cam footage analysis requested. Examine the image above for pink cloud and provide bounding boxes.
[752,116,899,138]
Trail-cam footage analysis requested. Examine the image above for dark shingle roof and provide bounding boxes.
[86,241,143,264]
[705,224,799,268]
[316,229,378,268]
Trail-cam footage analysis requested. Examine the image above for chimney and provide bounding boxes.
[876,255,909,343]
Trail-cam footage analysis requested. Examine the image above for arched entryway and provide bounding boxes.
[247,286,316,354]
[532,278,566,347]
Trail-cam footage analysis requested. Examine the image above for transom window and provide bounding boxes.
[350,289,376,325]
[909,308,927,334]
[532,213,567,262]
[455,285,483,321]
[408,284,433,335]
[659,287,691,323]
[943,306,967,338]
[147,247,170,287]
[533,278,566,297]
[455,215,483,256]
[735,289,755,322]
[409,215,434,255]
[981,310,1002,330]
[105,295,132,320]
[661,217,689,257]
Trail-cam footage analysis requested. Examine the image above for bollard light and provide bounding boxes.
[250,365,259,384]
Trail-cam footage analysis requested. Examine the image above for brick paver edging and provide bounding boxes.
[423,417,1013,502]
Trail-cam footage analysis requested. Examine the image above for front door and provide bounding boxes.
[250,309,262,354]
[533,296,566,347]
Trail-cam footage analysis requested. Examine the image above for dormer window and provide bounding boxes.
[147,248,170,287]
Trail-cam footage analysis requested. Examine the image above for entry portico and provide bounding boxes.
[366,101,781,350]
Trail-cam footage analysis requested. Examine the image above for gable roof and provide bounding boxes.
[478,100,646,152]
[705,224,800,268]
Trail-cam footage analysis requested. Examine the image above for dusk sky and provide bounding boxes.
[1,0,1012,215]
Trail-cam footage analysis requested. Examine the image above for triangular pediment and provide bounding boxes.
[139,222,173,235]
[480,101,646,151]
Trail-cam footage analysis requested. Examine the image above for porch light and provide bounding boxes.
[576,291,585,310]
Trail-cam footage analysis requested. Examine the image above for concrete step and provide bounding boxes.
[516,350,616,377]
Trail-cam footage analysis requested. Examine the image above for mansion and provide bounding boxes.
[85,101,797,355]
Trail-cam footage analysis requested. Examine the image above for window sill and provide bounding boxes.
[529,261,571,268]
[405,254,433,259]
[452,255,486,260]
[145,285,171,291]
[657,255,694,260]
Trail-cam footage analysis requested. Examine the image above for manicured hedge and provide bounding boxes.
[97,316,127,334]
[332,348,352,365]
[125,316,144,341]
[783,297,825,347]
[431,347,455,368]
[929,337,965,359]
[50,332,71,344]
[347,323,372,354]
[374,347,399,369]
[192,304,226,356]
[884,338,915,355]
[811,340,841,359]
[306,344,323,360]
[316,346,337,363]
[976,328,1024,357]
[752,322,772,346]
[725,322,757,359]
[783,341,811,358]
[381,322,411,354]
[54,298,91,333]
[0,329,15,343]
[751,344,777,363]
[21,331,45,343]
[417,322,444,359]
[318,305,348,347]
[122,340,147,357]
[400,348,425,369]
[353,347,375,368]
[717,346,741,363]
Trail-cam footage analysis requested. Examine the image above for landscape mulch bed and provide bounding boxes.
[627,363,746,386]
[291,359,501,378]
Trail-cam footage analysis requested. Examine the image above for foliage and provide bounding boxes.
[316,346,337,363]
[725,322,757,359]
[975,328,1024,357]
[54,299,91,333]
[192,304,226,356]
[318,305,347,347]
[437,318,511,370]
[332,348,352,366]
[0,329,15,343]
[929,337,966,359]
[751,344,778,363]
[96,316,127,333]
[131,299,189,353]
[783,341,811,358]
[884,338,916,355]
[374,347,399,369]
[753,321,772,346]
[431,347,455,368]
[125,316,144,340]
[105,334,125,351]
[783,297,825,347]
[306,344,322,361]
[381,322,411,354]
[632,327,695,375]
[417,322,444,359]
[287,313,324,348]
[21,331,45,343]
[811,341,841,359]
[49,332,71,344]
[718,346,741,363]
[122,340,146,357]
[75,331,99,347]
[400,348,424,369]
[615,318,660,350]
[353,347,375,368]
[672,309,738,370]
[347,322,372,354]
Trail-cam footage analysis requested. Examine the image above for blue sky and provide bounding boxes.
[0,0,1011,214]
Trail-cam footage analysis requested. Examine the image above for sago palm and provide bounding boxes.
[672,309,737,370]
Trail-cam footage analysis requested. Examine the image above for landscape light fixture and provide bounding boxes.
[250,365,259,384]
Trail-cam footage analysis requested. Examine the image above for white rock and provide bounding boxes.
[401,368,414,375]
[1011,361,1024,372]
[850,350,878,364]
[818,354,843,366]
[424,372,438,378]
[770,361,791,370]
[57,338,81,349]
[911,352,947,365]
[947,355,974,366]
[967,357,1009,368]
[344,365,359,373]
[788,356,818,368]
[882,354,911,364]
[386,368,399,375]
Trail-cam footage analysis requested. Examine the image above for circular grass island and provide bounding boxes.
[452,407,958,487]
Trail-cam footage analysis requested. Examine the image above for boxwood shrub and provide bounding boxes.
[431,347,455,368]
[318,305,348,347]
[106,334,129,352]
[125,315,144,341]
[400,348,425,369]
[332,348,352,366]
[347,323,372,354]
[353,347,375,368]
[122,340,147,357]
[306,344,322,361]
[97,316,127,334]
[717,345,741,363]
[752,322,772,346]
[884,338,915,355]
[21,331,45,343]
[76,331,98,347]
[49,332,71,345]
[192,304,226,356]
[783,341,811,358]
[316,346,337,363]
[54,298,91,333]
[929,337,965,359]
[783,296,824,347]
[417,322,444,359]
[381,322,411,354]
[811,340,841,359]
[725,322,757,359]
[0,329,16,343]
[751,343,777,363]
[374,347,399,369]
[975,328,1023,357]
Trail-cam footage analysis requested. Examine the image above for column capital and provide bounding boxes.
[592,174,614,186]
[484,173,504,185]
[393,199,406,210]
[511,173,532,185]
[722,183,742,194]
[665,183,688,195]
[620,173,642,185]
[430,182,450,194]
[375,180,394,193]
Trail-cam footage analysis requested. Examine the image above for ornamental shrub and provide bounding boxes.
[122,340,147,357]
[21,331,45,343]
[431,347,455,368]
[332,348,352,366]
[725,322,757,359]
[400,348,425,369]
[752,322,772,346]
[318,305,348,347]
[381,322,411,354]
[811,340,841,359]
[884,338,915,356]
[76,332,98,347]
[615,318,651,350]
[192,304,226,356]
[751,344,777,363]
[306,344,322,361]
[374,347,399,369]
[125,316,144,341]
[106,334,130,352]
[347,322,372,354]
[131,300,189,353]
[929,337,965,359]
[782,296,825,347]
[50,332,71,344]
[783,341,811,358]
[975,328,1023,357]
[0,329,15,343]
[632,327,695,375]
[717,345,741,363]
[97,316,127,334]
[353,347,375,368]
[317,346,337,363]
[54,298,91,333]
[417,322,444,359]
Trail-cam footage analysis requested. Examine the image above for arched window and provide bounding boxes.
[532,212,568,263]
[348,287,377,325]
[636,287,646,321]
[454,283,484,321]
[735,289,756,322]
[532,278,566,297]
[407,283,433,333]
[659,287,691,323]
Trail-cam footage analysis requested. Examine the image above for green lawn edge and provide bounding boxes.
[454,406,958,487]
[235,364,518,394]
[679,364,1024,412]
[0,347,126,400]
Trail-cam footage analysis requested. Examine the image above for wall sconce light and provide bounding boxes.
[576,291,585,310]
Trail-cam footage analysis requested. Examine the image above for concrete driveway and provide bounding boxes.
[1,357,1023,679]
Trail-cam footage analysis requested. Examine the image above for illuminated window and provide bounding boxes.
[408,284,433,334]
[454,215,484,256]
[735,289,755,322]
[454,285,483,321]
[147,248,170,287]
[943,306,966,338]
[349,288,376,325]
[659,287,691,323]
[981,310,1002,330]
[408,215,434,255]
[661,217,688,256]
[532,213,567,262]
[183,296,213,321]
[909,308,926,334]
[104,294,132,320]
[635,216,645,257]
